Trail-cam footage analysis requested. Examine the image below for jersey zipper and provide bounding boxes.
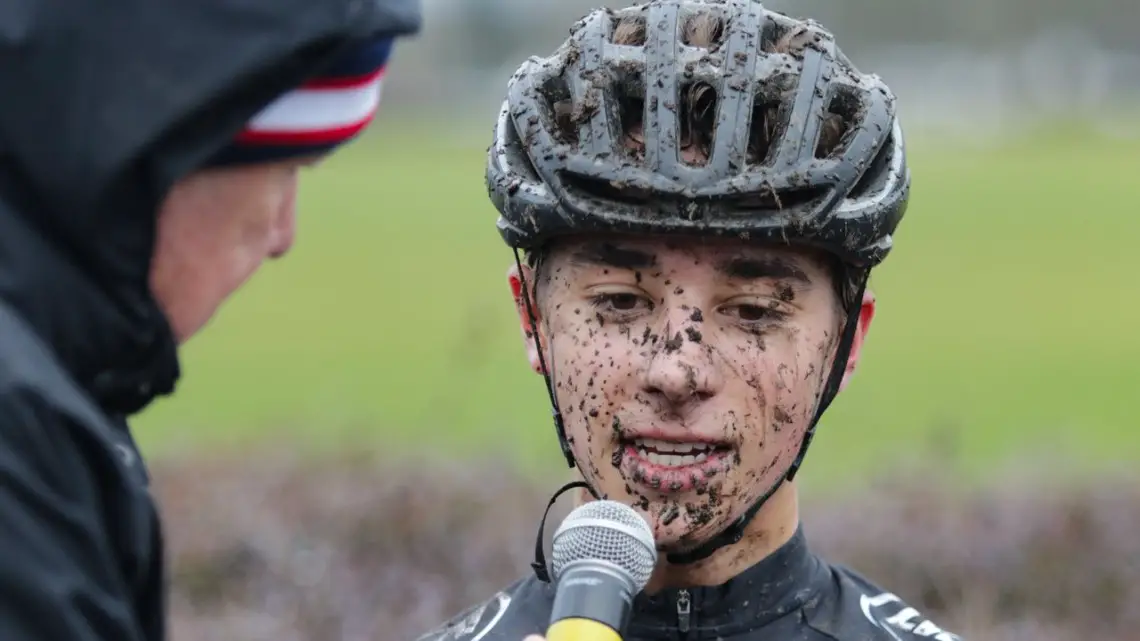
[676,588,691,639]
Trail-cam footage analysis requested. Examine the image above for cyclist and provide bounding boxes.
[416,1,961,640]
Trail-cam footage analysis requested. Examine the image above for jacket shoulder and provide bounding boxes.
[0,304,143,473]
[805,563,964,641]
[0,304,105,430]
[0,358,158,639]
[412,575,553,641]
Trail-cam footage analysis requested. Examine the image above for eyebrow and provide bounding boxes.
[570,243,658,270]
[716,256,811,283]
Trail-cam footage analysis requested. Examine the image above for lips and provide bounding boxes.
[618,435,734,494]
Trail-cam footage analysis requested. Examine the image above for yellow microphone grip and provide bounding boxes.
[546,617,622,641]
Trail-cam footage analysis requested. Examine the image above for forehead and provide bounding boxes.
[547,234,830,281]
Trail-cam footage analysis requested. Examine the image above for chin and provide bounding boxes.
[645,509,732,553]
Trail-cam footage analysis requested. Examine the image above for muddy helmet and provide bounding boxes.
[488,0,911,568]
[488,0,908,266]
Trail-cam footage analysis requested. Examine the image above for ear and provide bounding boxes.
[838,288,876,392]
[507,263,548,375]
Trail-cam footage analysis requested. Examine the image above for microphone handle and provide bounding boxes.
[546,563,635,641]
[546,618,621,641]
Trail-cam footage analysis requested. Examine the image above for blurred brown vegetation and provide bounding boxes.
[152,450,1139,641]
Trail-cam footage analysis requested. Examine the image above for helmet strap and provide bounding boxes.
[513,249,576,469]
[530,479,599,583]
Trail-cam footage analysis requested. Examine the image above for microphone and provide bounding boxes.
[546,500,658,641]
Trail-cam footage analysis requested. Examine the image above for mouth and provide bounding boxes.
[619,437,734,494]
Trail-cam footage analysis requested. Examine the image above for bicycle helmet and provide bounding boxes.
[487,0,911,568]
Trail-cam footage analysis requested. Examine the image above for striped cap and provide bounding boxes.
[207,37,395,166]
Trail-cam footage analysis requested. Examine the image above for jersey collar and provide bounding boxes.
[627,525,825,636]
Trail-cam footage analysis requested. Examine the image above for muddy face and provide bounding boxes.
[515,234,845,551]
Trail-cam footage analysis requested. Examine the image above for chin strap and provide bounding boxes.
[665,271,869,565]
[514,249,576,469]
[531,480,599,582]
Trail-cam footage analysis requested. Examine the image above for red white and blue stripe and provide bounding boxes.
[208,37,395,166]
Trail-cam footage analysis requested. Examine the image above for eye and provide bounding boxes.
[589,292,654,318]
[602,293,642,311]
[737,304,774,321]
[721,300,789,327]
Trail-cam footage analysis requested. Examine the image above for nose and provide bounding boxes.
[267,212,295,259]
[642,314,724,407]
[268,184,298,259]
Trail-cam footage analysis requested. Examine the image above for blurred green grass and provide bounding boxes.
[134,119,1140,487]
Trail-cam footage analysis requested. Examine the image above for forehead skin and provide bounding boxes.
[562,238,817,283]
[531,234,843,551]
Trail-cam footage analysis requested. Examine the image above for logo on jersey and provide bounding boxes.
[859,592,961,641]
[417,592,511,641]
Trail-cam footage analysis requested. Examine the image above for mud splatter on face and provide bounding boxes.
[528,237,846,554]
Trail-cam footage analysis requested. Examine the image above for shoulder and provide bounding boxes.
[0,303,145,484]
[804,562,964,641]
[0,303,107,431]
[0,343,159,639]
[412,575,553,641]
[0,304,156,558]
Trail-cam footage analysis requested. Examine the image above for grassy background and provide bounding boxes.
[133,119,1140,489]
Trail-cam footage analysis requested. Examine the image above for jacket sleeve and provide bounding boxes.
[413,591,517,641]
[412,577,551,641]
[0,389,144,641]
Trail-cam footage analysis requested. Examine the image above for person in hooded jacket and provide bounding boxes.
[0,0,420,639]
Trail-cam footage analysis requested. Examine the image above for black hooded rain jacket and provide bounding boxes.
[0,1,420,639]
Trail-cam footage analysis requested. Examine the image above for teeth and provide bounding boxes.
[640,448,711,467]
[633,438,713,454]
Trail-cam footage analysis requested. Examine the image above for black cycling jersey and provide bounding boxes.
[414,527,962,641]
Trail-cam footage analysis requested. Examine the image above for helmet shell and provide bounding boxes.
[487,0,910,268]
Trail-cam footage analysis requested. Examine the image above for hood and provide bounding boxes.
[0,0,420,414]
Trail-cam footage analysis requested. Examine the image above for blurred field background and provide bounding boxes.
[133,1,1139,639]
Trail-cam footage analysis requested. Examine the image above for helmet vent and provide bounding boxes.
[543,76,579,147]
[611,12,647,46]
[680,80,717,166]
[719,186,829,213]
[816,88,859,159]
[612,63,648,161]
[562,173,657,206]
[746,72,797,165]
[618,94,647,160]
[681,11,724,49]
[746,96,782,165]
[759,13,793,53]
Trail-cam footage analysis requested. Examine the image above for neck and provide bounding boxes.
[646,481,800,592]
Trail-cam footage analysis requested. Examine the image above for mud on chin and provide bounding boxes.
[642,495,737,551]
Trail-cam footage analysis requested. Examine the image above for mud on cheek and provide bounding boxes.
[752,336,835,500]
[553,309,637,501]
[716,337,823,528]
